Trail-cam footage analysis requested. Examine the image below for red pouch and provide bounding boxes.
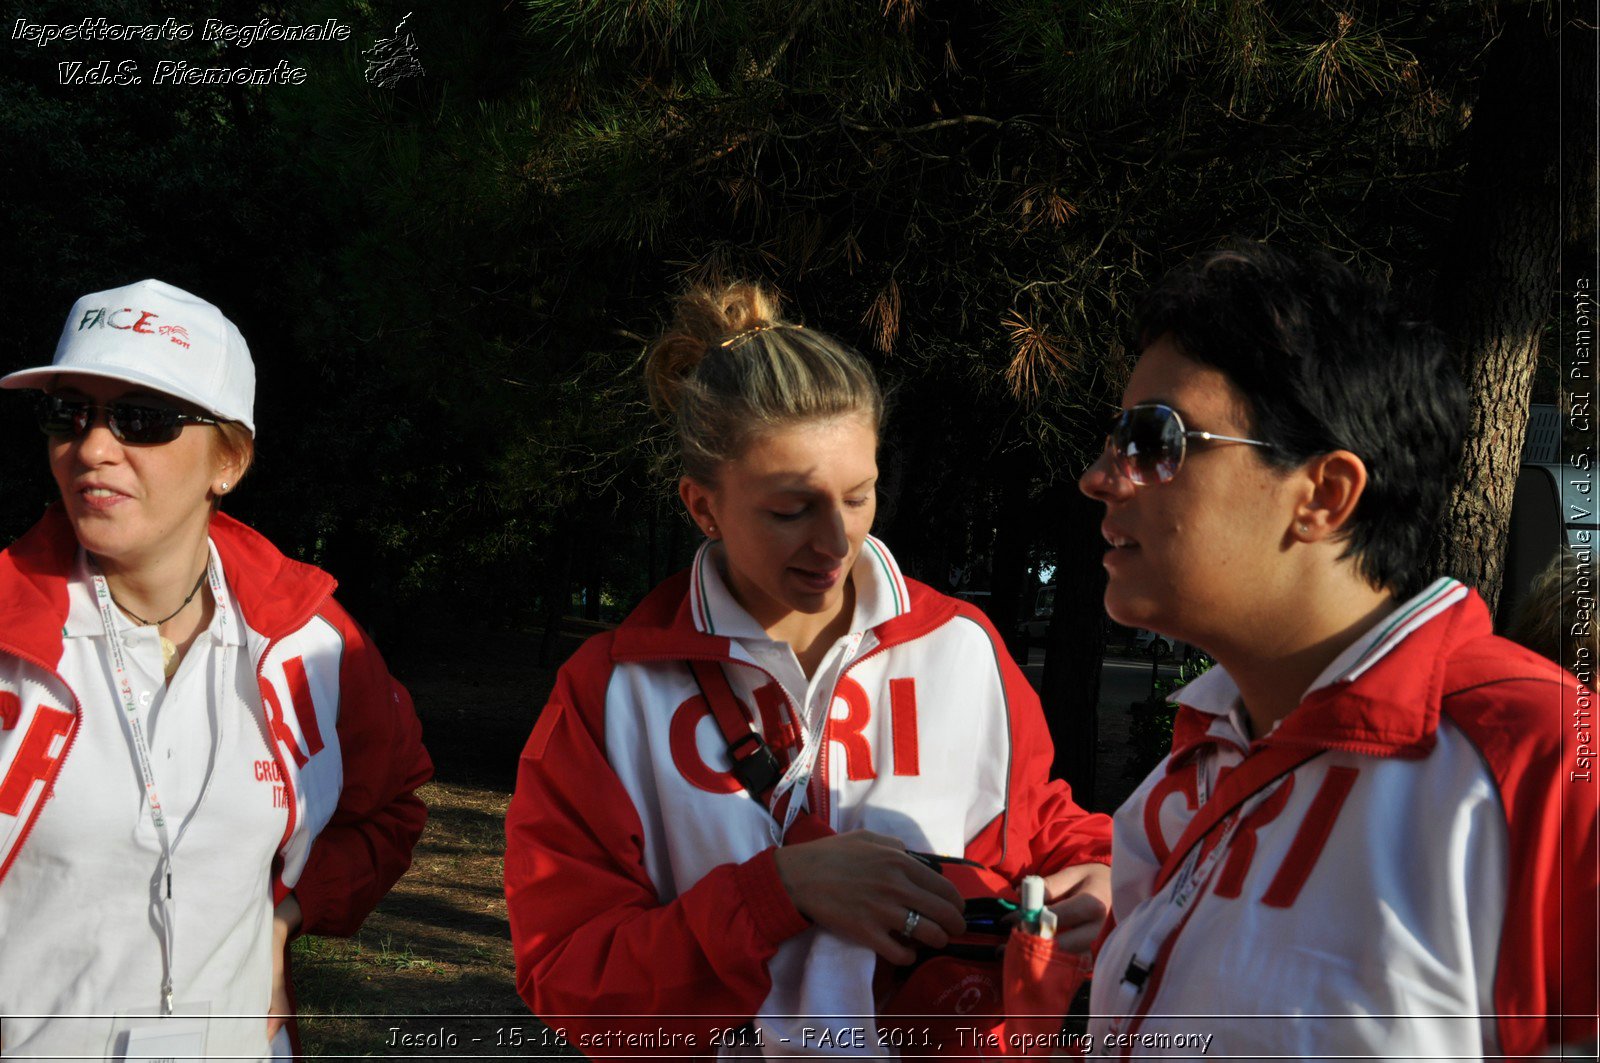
[1001,929,1092,1056]
[879,953,1006,1058]
[876,862,1015,1057]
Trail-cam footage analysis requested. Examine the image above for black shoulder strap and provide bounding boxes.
[687,659,785,802]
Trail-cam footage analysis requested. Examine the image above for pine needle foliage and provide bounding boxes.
[226,0,1528,615]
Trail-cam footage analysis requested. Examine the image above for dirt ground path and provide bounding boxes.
[293,779,567,1056]
[292,630,575,1057]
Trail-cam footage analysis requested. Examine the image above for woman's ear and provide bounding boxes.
[212,456,239,497]
[679,476,720,539]
[1292,450,1368,541]
[210,427,252,497]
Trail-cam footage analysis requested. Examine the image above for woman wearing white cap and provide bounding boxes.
[0,279,432,1059]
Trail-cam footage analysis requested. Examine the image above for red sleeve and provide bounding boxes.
[1445,670,1599,1055]
[957,606,1112,877]
[1001,648,1113,876]
[504,636,811,1056]
[290,604,433,936]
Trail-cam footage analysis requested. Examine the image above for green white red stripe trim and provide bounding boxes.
[1341,577,1467,682]
[861,535,909,618]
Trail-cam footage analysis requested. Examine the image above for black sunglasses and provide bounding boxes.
[1107,402,1273,485]
[33,393,219,446]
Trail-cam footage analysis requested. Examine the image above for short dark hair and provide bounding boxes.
[1132,241,1468,598]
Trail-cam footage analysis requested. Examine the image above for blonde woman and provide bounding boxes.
[505,283,1111,1056]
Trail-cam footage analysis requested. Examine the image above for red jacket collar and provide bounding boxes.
[207,510,337,640]
[610,569,961,662]
[1167,589,1497,765]
[0,505,336,670]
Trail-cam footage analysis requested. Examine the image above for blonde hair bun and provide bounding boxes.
[646,282,784,420]
[644,280,883,480]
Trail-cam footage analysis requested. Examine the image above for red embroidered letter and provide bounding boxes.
[1212,776,1294,900]
[261,683,307,768]
[889,678,920,776]
[668,696,744,795]
[829,676,875,781]
[282,657,326,759]
[0,691,19,731]
[753,680,799,751]
[1260,766,1360,908]
[261,657,326,767]
[1143,762,1200,864]
[0,707,73,815]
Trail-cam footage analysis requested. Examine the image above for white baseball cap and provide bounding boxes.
[1,278,256,435]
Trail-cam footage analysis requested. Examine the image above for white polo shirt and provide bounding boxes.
[0,544,287,1060]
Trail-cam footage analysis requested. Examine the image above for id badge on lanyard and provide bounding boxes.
[90,553,233,1020]
[108,1005,211,1061]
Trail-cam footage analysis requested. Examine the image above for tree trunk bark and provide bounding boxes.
[1425,5,1563,613]
[1040,480,1108,807]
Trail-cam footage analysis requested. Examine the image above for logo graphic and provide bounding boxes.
[74,308,194,348]
[78,306,160,333]
[363,12,424,88]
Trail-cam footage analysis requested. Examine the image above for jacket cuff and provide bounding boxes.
[734,847,811,944]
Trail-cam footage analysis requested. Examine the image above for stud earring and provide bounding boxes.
[220,482,231,492]
[1298,522,1309,534]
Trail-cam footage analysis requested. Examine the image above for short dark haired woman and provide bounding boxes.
[1080,243,1595,1057]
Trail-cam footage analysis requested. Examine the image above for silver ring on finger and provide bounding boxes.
[902,908,922,937]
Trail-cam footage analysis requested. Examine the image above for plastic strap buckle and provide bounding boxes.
[728,732,783,796]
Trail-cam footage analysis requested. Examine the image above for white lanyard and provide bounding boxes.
[1105,749,1287,1038]
[765,631,865,844]
[90,553,233,1016]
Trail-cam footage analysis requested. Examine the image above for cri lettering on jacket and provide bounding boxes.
[669,675,923,792]
[0,653,324,816]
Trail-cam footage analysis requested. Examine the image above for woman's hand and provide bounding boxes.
[266,894,303,1041]
[773,830,967,965]
[1041,862,1111,956]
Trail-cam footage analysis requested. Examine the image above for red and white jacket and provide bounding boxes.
[0,506,432,1053]
[505,538,1111,1058]
[1089,579,1599,1058]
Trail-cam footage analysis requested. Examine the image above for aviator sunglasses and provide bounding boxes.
[33,392,219,446]
[1106,402,1273,485]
